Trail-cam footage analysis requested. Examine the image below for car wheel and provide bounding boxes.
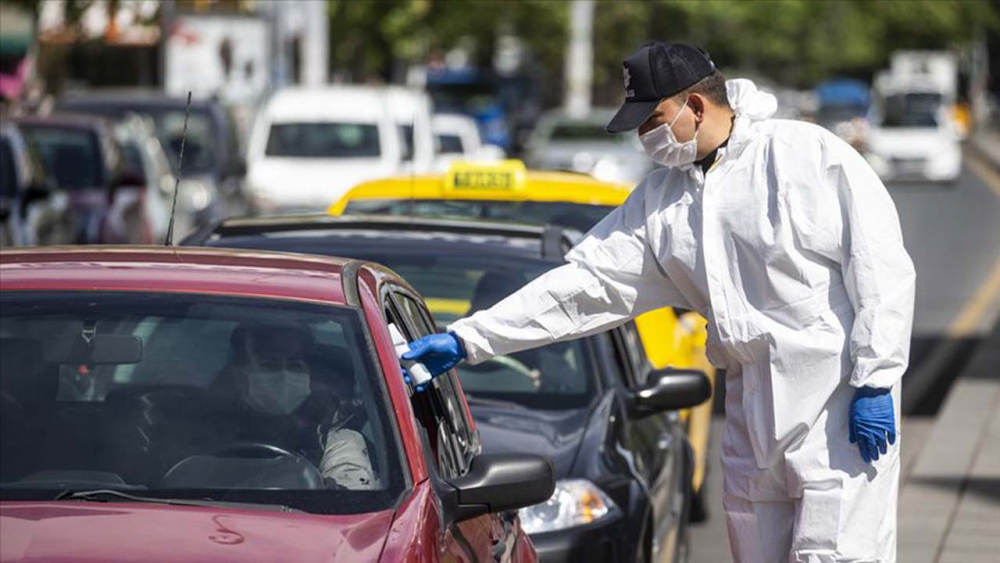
[689,487,709,523]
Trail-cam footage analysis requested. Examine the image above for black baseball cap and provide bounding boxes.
[606,41,716,133]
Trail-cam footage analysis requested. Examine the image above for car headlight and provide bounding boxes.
[518,479,617,534]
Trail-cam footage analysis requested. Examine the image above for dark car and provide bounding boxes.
[11,115,152,245]
[56,91,247,222]
[184,215,711,562]
[1,246,551,562]
[0,123,74,246]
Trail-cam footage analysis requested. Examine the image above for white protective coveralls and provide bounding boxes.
[449,79,915,563]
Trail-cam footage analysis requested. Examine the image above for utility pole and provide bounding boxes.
[564,0,594,117]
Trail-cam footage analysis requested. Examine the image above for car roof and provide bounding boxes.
[0,246,356,306]
[327,162,630,214]
[58,90,219,111]
[11,114,112,131]
[188,214,575,263]
[265,86,389,123]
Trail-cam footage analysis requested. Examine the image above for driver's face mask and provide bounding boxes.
[639,97,699,167]
[244,356,311,416]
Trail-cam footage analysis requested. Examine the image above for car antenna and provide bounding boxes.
[164,91,192,246]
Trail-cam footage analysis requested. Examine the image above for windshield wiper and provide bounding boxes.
[53,489,300,513]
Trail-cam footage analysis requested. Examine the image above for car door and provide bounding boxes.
[383,285,515,562]
[610,322,681,545]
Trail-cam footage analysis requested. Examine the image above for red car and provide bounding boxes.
[0,247,552,562]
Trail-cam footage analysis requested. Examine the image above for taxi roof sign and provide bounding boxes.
[444,160,527,194]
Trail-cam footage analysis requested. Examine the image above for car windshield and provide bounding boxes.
[880,93,942,128]
[343,199,616,232]
[55,102,218,175]
[207,236,598,410]
[266,122,381,158]
[20,126,104,191]
[0,291,404,514]
[548,122,616,142]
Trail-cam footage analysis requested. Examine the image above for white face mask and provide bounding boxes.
[245,369,311,416]
[639,98,699,167]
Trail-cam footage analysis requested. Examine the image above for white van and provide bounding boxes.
[245,86,404,214]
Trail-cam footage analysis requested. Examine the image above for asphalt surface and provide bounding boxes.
[687,145,1000,562]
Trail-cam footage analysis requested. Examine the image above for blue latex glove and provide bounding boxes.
[400,366,428,393]
[401,332,466,377]
[849,386,896,463]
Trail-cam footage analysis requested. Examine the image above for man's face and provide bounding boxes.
[240,331,312,416]
[638,95,698,141]
[246,334,308,375]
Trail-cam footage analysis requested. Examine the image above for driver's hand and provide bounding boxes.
[402,332,466,377]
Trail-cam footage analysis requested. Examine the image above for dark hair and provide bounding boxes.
[674,70,729,108]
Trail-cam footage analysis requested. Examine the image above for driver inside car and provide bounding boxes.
[211,322,378,490]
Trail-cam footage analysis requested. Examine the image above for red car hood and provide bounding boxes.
[0,501,394,563]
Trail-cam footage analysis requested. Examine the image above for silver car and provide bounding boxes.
[523,108,654,187]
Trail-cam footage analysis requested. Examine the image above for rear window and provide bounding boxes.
[344,199,616,232]
[436,134,464,155]
[549,122,610,141]
[0,291,405,515]
[21,126,104,190]
[265,122,381,158]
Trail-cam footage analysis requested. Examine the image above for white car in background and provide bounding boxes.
[523,109,653,187]
[245,86,404,214]
[431,113,505,170]
[867,89,962,184]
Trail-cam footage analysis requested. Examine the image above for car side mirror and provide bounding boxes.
[628,367,711,418]
[444,453,555,523]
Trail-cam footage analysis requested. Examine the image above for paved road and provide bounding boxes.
[687,146,1000,562]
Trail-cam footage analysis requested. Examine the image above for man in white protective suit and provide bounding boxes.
[402,41,915,563]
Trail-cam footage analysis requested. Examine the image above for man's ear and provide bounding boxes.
[689,94,706,122]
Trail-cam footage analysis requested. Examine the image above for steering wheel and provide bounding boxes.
[210,441,306,460]
[162,441,324,490]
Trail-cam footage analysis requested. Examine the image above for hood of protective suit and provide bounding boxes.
[723,79,778,155]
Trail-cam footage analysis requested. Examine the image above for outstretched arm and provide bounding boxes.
[448,184,690,365]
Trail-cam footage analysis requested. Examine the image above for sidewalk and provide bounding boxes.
[897,321,1000,563]
[969,126,1000,169]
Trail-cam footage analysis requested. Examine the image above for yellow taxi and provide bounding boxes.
[329,160,718,519]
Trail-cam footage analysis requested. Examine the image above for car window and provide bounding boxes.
[56,103,218,175]
[344,199,616,232]
[0,291,404,515]
[436,133,464,155]
[610,322,652,388]
[120,142,148,183]
[399,125,414,161]
[880,92,942,128]
[384,288,476,479]
[550,122,617,141]
[266,122,381,158]
[21,126,105,190]
[0,139,17,198]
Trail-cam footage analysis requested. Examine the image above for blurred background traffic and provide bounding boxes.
[2,3,1000,562]
[0,0,997,246]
